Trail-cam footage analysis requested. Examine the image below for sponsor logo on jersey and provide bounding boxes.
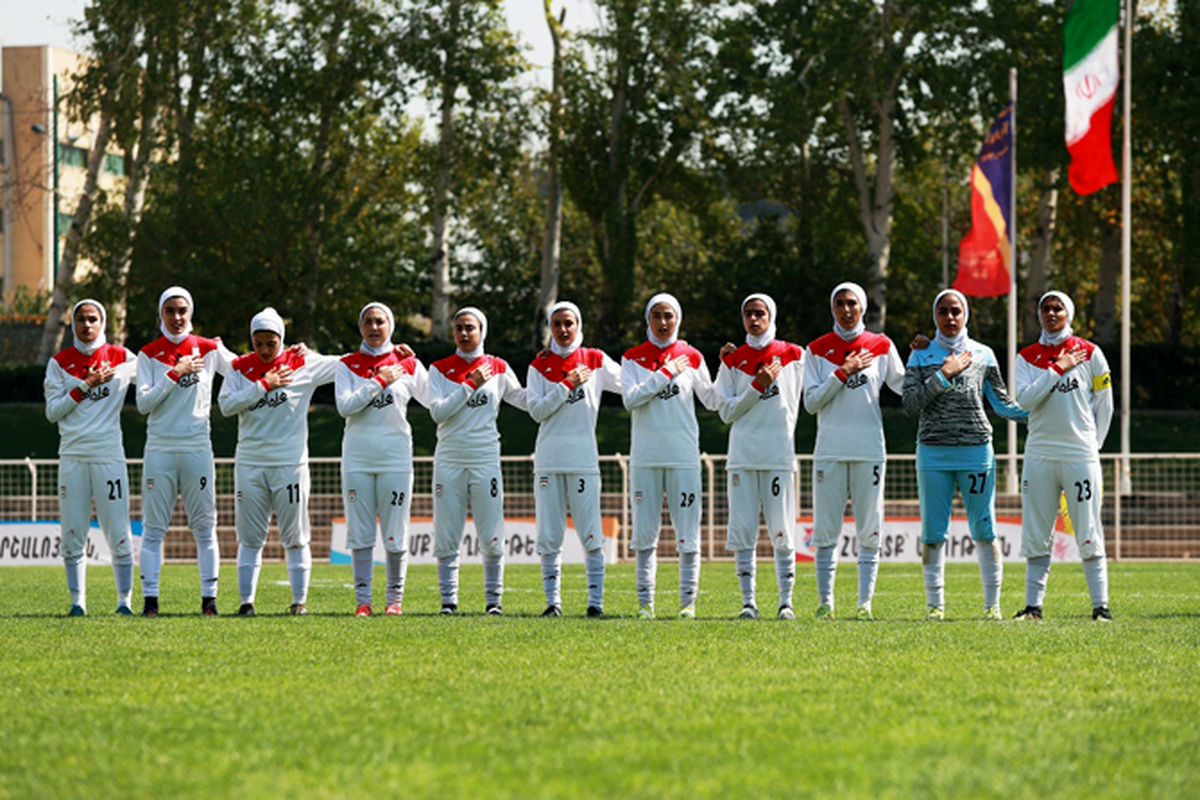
[178,372,201,388]
[466,393,490,408]
[655,383,680,401]
[83,385,111,402]
[369,393,395,409]
[249,391,289,411]
[347,489,357,502]
[565,386,586,404]
[759,383,780,400]
[1052,377,1081,394]
[845,373,868,390]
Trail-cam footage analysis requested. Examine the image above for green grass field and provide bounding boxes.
[1,561,1197,799]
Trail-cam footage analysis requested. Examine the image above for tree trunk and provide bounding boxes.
[109,96,162,344]
[1092,221,1121,345]
[1022,168,1061,341]
[596,20,634,349]
[37,113,114,362]
[429,0,461,343]
[533,2,566,350]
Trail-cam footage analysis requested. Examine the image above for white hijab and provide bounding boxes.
[158,286,194,344]
[71,298,107,356]
[741,293,777,349]
[1038,290,1075,347]
[547,300,583,358]
[359,302,396,357]
[454,307,487,361]
[830,282,867,342]
[645,293,681,349]
[249,307,285,350]
[932,289,970,353]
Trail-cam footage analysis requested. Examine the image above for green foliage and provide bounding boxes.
[1,562,1197,798]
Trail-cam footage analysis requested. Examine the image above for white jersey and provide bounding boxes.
[45,344,137,461]
[217,349,339,466]
[803,331,905,462]
[137,334,234,453]
[1016,336,1113,461]
[428,354,527,466]
[716,340,806,472]
[621,340,719,469]
[526,347,622,474]
[336,350,430,474]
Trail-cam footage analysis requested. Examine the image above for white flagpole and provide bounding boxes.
[1120,0,1132,495]
[1007,67,1018,494]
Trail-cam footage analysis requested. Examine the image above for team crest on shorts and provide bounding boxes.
[146,479,154,492]
[59,485,67,498]
[348,489,357,503]
[634,491,643,504]
[731,473,740,488]
[435,484,443,497]
[539,476,548,490]
[236,490,242,501]
[815,470,824,483]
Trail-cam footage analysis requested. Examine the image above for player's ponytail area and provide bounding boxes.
[1,559,1196,799]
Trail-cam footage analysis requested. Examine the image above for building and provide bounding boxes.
[0,45,125,306]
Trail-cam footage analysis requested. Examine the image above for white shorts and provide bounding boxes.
[812,460,885,550]
[725,469,795,553]
[535,472,603,555]
[1021,456,1105,559]
[342,470,412,553]
[234,463,310,549]
[433,462,504,559]
[141,449,217,533]
[630,467,702,554]
[58,458,133,561]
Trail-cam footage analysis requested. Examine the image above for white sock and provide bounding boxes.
[816,545,836,609]
[679,552,700,608]
[113,559,133,608]
[437,556,459,606]
[140,527,165,597]
[1025,556,1051,608]
[1082,556,1109,608]
[352,548,374,606]
[635,549,657,608]
[775,549,796,609]
[541,552,562,607]
[734,549,756,607]
[484,554,504,607]
[923,542,945,609]
[584,548,605,609]
[857,546,880,608]
[285,545,311,605]
[977,539,1003,610]
[65,555,85,608]
[194,527,220,598]
[237,544,263,604]
[386,550,407,606]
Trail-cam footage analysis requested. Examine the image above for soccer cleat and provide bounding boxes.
[288,603,307,616]
[541,605,563,617]
[737,604,759,620]
[439,603,458,616]
[586,606,604,618]
[1013,605,1043,621]
[638,605,655,620]
[141,597,159,617]
[485,604,503,616]
[115,605,133,616]
[68,605,86,617]
[679,604,696,619]
[355,604,372,617]
[856,605,875,621]
[1092,605,1113,621]
[777,605,796,620]
[384,603,403,616]
[814,604,834,621]
[201,597,218,616]
[982,605,1003,621]
[925,605,945,621]
[237,603,256,617]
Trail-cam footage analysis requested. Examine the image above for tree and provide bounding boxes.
[533,0,567,349]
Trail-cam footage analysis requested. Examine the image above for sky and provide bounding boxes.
[0,0,599,86]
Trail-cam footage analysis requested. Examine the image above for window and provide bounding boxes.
[103,153,125,176]
[58,144,87,169]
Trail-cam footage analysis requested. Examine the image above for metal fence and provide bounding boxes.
[2,454,1197,561]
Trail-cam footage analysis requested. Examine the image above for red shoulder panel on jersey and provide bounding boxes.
[54,344,134,378]
[808,331,889,366]
[140,334,218,365]
[1019,336,1096,368]
[232,348,306,381]
[723,341,802,376]
[341,350,412,378]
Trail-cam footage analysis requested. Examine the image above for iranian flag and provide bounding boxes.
[1064,0,1119,195]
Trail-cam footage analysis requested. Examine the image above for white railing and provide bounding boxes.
[2,454,1197,560]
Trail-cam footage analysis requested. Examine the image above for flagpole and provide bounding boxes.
[1119,0,1132,496]
[1006,67,1018,495]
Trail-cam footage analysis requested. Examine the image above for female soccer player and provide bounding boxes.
[44,299,138,616]
[622,293,720,619]
[336,302,428,617]
[429,307,527,615]
[137,287,235,616]
[217,307,339,616]
[803,282,906,620]
[903,289,1026,620]
[716,293,805,620]
[526,301,621,617]
[1014,291,1113,620]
